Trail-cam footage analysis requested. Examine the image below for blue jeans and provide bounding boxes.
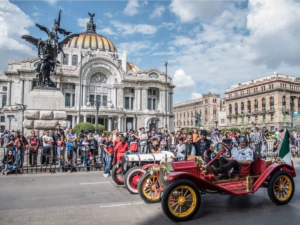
[3,164,16,171]
[130,151,138,155]
[82,151,89,171]
[17,149,24,167]
[104,154,112,174]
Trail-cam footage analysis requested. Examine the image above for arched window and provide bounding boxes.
[63,54,69,65]
[149,72,159,78]
[254,99,258,112]
[235,103,238,115]
[187,112,189,118]
[290,97,295,111]
[247,101,251,113]
[72,55,78,65]
[229,104,232,115]
[282,96,286,106]
[262,98,266,111]
[191,112,193,117]
[241,102,244,114]
[270,97,274,110]
[298,98,300,111]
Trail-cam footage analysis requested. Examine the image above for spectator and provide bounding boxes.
[52,129,61,165]
[128,133,139,154]
[175,138,186,160]
[184,134,196,159]
[160,136,168,151]
[103,134,113,177]
[66,128,77,166]
[78,130,85,140]
[192,129,199,143]
[139,127,148,154]
[29,130,39,167]
[99,132,106,164]
[3,130,9,147]
[5,135,15,154]
[57,134,65,172]
[114,136,128,163]
[195,130,211,159]
[1,150,16,175]
[169,132,177,151]
[149,138,161,153]
[15,134,28,168]
[80,136,90,172]
[156,128,163,142]
[42,130,54,165]
[55,124,65,137]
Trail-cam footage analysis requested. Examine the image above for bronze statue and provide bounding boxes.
[21,10,77,88]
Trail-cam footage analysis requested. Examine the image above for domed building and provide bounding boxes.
[0,14,175,133]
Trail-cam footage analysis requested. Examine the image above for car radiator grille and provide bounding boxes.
[159,167,169,188]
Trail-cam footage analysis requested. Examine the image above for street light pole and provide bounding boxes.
[88,100,111,132]
[7,115,15,131]
[164,60,168,129]
[78,52,83,123]
[14,103,27,135]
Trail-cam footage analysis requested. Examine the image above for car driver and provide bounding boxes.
[210,136,254,180]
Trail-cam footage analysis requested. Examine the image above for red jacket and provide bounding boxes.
[129,138,139,152]
[115,142,128,153]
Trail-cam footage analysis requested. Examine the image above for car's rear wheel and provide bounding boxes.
[161,180,200,222]
[138,172,161,203]
[268,170,295,205]
[112,165,124,185]
[124,167,146,194]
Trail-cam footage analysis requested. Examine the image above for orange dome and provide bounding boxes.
[127,62,141,72]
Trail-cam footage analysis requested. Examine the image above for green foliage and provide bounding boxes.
[221,127,241,134]
[103,130,111,136]
[93,124,105,133]
[73,122,95,134]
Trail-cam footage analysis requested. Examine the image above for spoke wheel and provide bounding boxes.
[161,180,200,222]
[268,170,295,205]
[138,173,161,203]
[112,165,124,185]
[124,167,146,194]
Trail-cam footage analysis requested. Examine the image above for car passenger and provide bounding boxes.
[210,136,254,180]
[149,138,161,153]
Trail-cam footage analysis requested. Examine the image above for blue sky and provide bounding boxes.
[1,0,300,103]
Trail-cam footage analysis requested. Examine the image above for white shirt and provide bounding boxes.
[232,146,254,161]
[81,141,90,151]
[43,135,53,147]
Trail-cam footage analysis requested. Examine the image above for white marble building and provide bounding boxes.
[0,15,175,132]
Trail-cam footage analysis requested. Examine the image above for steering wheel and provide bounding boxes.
[210,143,232,160]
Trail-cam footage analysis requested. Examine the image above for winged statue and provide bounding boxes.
[21,10,77,88]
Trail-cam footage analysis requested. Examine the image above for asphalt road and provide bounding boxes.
[0,160,300,225]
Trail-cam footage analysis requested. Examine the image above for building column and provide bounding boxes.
[135,88,139,110]
[77,115,80,124]
[83,85,87,106]
[118,116,122,131]
[123,117,127,132]
[142,88,148,110]
[75,84,79,108]
[170,92,173,113]
[139,88,142,111]
[57,82,60,89]
[115,88,118,108]
[117,87,124,108]
[72,116,75,128]
[28,80,33,92]
[7,81,11,106]
[108,117,112,131]
[84,115,87,122]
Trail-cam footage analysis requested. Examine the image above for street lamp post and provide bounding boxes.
[87,100,111,132]
[215,120,218,129]
[177,120,181,129]
[164,60,168,129]
[7,115,15,131]
[13,103,27,135]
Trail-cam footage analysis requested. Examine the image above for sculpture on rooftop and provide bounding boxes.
[21,10,77,88]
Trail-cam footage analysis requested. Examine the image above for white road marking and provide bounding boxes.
[99,202,144,208]
[80,182,111,185]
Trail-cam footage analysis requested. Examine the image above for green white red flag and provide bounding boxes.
[278,129,292,166]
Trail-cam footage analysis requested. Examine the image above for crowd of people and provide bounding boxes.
[0,124,293,176]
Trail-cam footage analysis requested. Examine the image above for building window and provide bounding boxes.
[89,95,95,106]
[271,114,274,121]
[263,115,266,122]
[229,104,232,115]
[125,97,130,109]
[124,97,133,109]
[72,55,78,65]
[235,103,238,115]
[247,101,251,113]
[65,93,71,107]
[241,102,244,114]
[298,98,300,111]
[147,98,151,110]
[153,99,156,110]
[72,94,75,107]
[270,97,274,110]
[147,88,158,110]
[282,96,286,108]
[254,99,258,112]
[63,54,69,65]
[2,95,7,108]
[255,116,258,122]
[262,98,266,111]
[148,72,159,78]
[2,86,7,91]
[0,116,5,122]
[103,95,108,106]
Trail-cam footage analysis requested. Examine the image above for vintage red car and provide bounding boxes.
[154,143,296,222]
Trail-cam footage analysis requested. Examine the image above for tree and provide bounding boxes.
[73,122,95,134]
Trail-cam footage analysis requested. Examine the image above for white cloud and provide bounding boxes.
[118,41,154,55]
[98,27,116,36]
[124,0,148,16]
[77,18,89,30]
[44,0,58,5]
[111,21,157,35]
[173,69,196,92]
[104,12,113,18]
[170,0,225,23]
[149,5,165,19]
[32,12,42,17]
[191,92,203,99]
[0,0,35,72]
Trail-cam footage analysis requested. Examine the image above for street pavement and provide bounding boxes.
[0,159,300,225]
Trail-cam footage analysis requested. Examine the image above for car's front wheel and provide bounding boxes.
[268,170,295,205]
[138,172,161,203]
[112,165,124,185]
[161,179,201,222]
[124,167,146,194]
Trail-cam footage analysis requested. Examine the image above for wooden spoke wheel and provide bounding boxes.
[112,165,124,185]
[138,172,161,203]
[268,170,295,205]
[161,180,200,222]
[124,167,146,194]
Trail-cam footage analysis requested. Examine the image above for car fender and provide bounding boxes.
[166,172,233,194]
[252,163,296,192]
[142,164,158,170]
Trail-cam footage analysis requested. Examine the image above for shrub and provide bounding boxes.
[103,130,111,136]
[93,124,105,133]
[73,122,95,134]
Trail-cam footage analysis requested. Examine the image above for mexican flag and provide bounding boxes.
[278,129,292,166]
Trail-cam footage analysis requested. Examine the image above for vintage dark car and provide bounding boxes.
[139,143,296,221]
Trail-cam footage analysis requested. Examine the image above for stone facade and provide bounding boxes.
[0,14,175,133]
[225,73,300,130]
[173,93,222,130]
